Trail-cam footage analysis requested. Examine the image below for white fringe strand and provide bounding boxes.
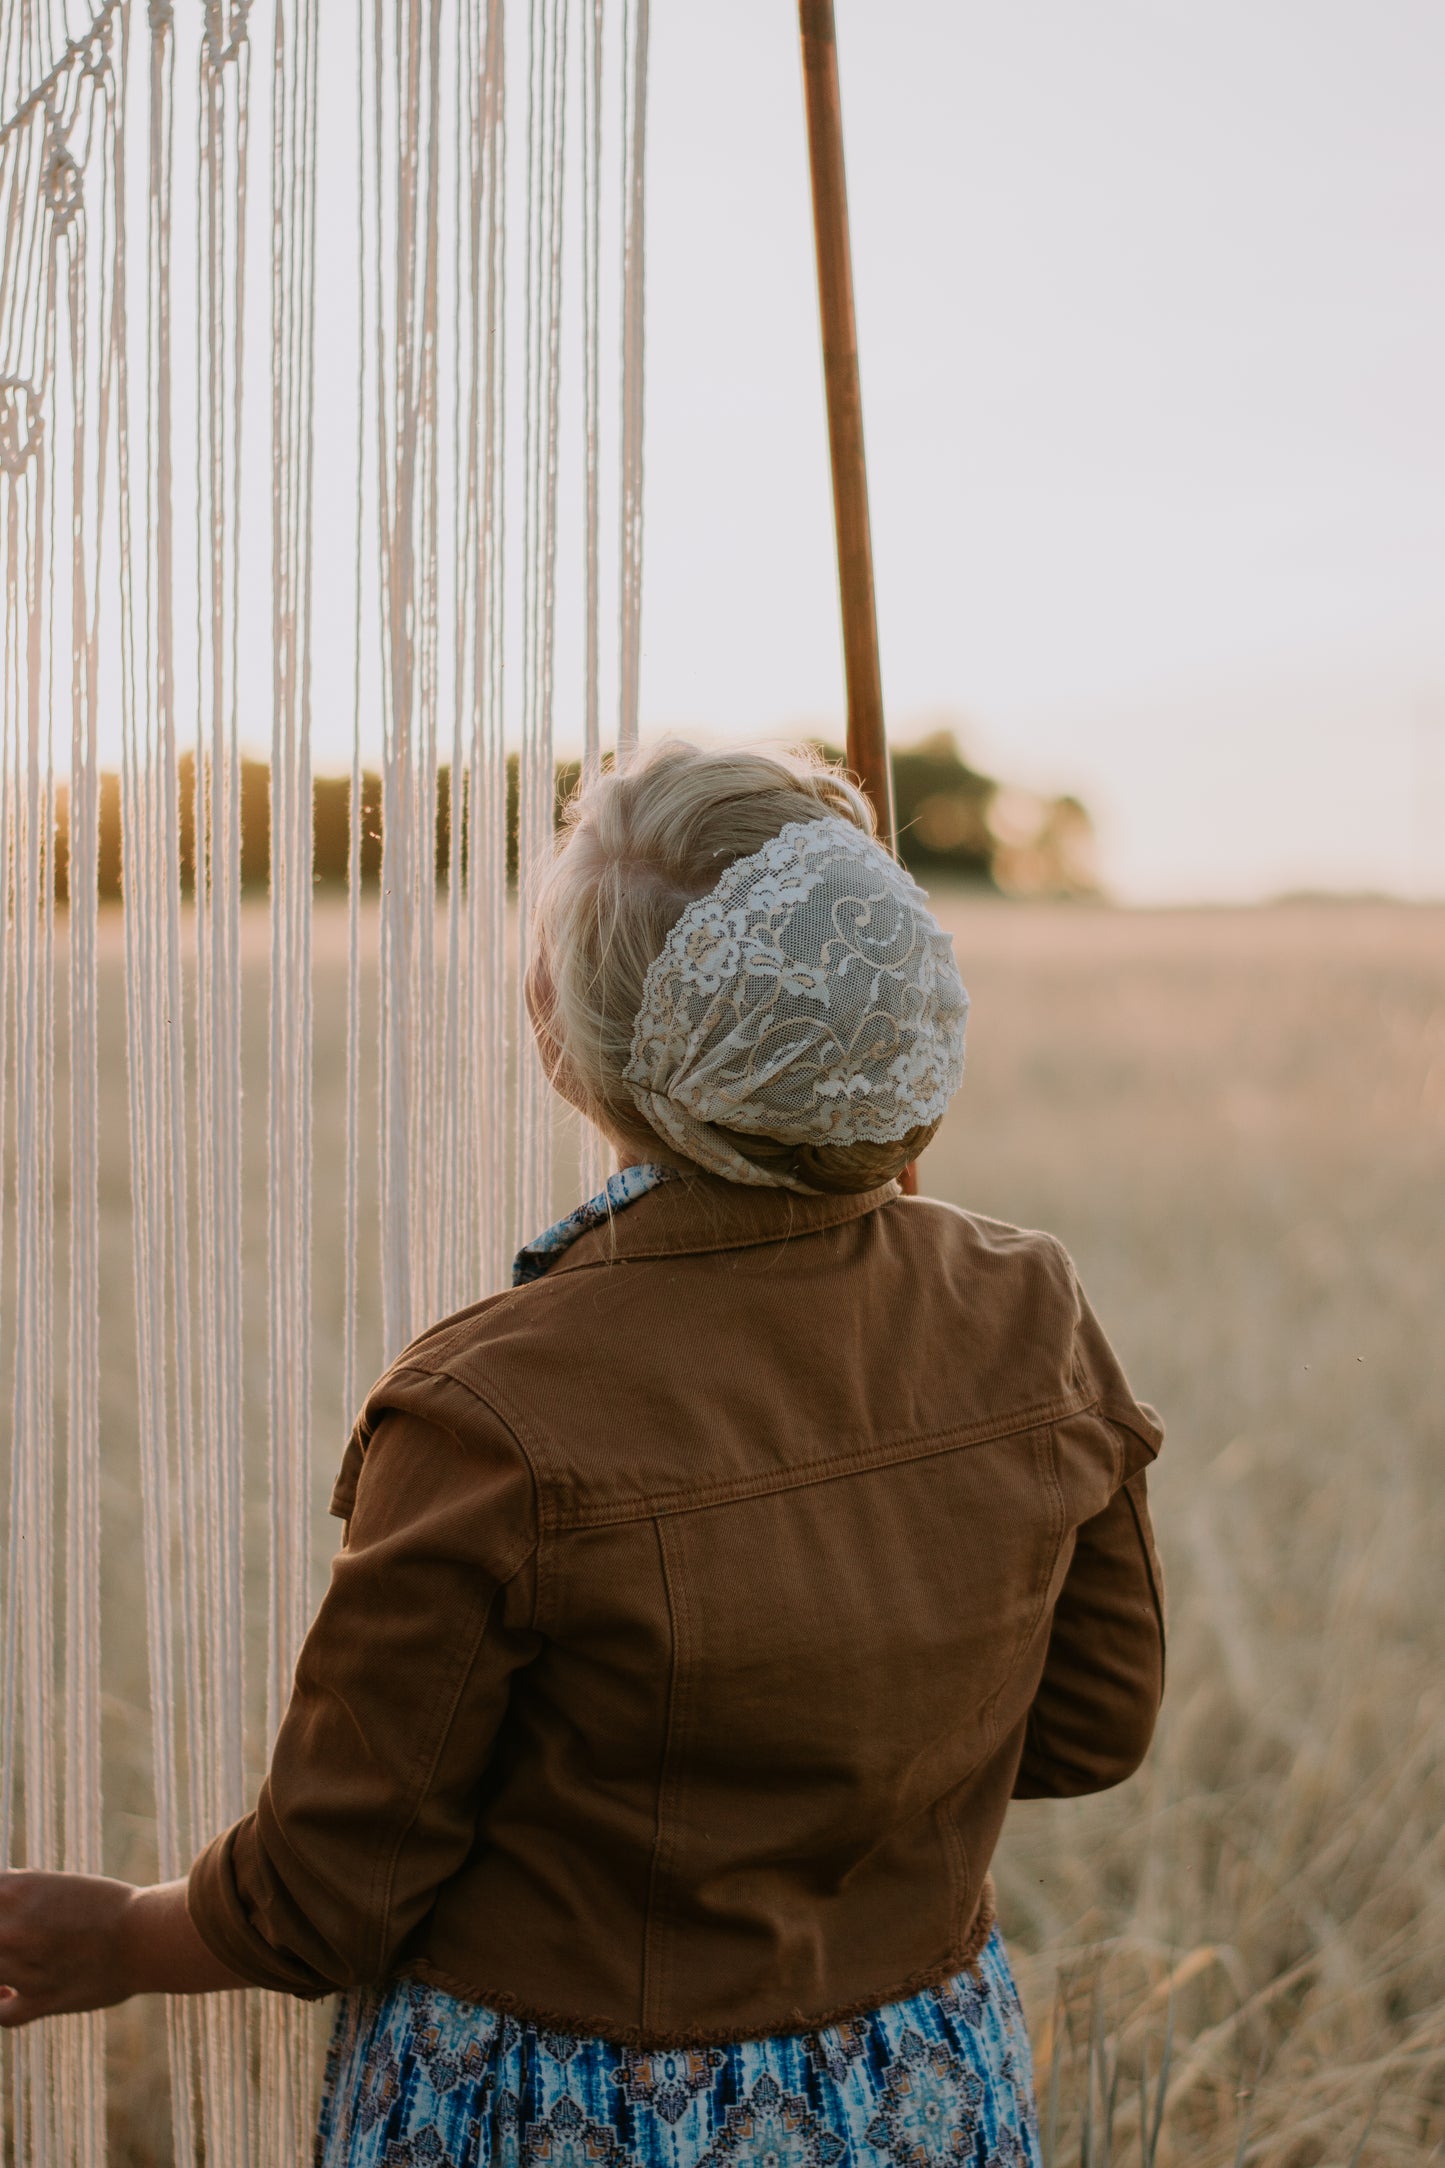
[0,4,646,2158]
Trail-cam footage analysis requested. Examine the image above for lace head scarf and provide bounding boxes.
[623,815,969,1191]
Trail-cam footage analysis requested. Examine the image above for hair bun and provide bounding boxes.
[527,740,966,1192]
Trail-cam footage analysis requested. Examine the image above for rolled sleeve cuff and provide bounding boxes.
[186,1819,335,2002]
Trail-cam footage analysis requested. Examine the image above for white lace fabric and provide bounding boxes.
[623,816,969,1191]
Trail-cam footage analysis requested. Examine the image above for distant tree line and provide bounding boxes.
[52,732,1098,903]
[818,733,1098,899]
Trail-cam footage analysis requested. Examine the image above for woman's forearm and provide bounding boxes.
[0,1870,251,2027]
[120,1880,253,1997]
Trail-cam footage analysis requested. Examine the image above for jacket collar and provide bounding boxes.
[545,1167,902,1272]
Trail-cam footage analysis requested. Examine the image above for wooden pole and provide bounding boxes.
[799,1,917,1191]
[798,0,895,849]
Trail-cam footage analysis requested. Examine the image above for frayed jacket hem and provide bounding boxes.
[398,1878,997,2050]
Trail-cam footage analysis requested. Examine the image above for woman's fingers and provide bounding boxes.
[0,1869,139,2025]
[0,1870,49,2025]
[0,1869,48,2006]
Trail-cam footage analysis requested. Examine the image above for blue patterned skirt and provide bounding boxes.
[314,1927,1041,2168]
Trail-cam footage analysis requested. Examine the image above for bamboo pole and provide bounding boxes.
[797,0,895,849]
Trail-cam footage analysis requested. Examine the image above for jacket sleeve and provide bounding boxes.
[1011,1464,1165,1797]
[186,1368,540,1996]
[1012,1254,1167,1800]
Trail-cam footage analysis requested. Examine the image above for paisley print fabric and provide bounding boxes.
[511,1163,673,1286]
[313,1927,1041,2168]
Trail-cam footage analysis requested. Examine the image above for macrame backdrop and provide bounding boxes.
[0,0,649,2158]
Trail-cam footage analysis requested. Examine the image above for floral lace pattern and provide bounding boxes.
[623,819,968,1191]
[314,1928,1040,2168]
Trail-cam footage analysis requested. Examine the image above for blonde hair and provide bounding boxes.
[527,738,939,1193]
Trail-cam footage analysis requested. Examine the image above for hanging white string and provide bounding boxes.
[581,0,601,794]
[442,0,508,1313]
[618,0,647,763]
[6,303,60,2168]
[371,0,443,1357]
[473,0,509,1297]
[0,5,651,2159]
[369,0,519,1353]
[344,0,369,1434]
[0,18,119,2161]
[121,4,198,2153]
[62,30,108,2167]
[192,6,255,2157]
[410,0,444,1344]
[440,0,473,1321]
[575,0,606,1202]
[263,0,319,2153]
[517,0,569,1240]
[139,9,217,2158]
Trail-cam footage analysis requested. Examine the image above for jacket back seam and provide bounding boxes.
[937,1807,971,1951]
[641,1517,687,2031]
[544,1391,1100,1530]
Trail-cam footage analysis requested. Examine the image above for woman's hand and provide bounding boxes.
[0,1871,250,2026]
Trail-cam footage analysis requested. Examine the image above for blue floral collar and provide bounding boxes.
[511,1163,674,1287]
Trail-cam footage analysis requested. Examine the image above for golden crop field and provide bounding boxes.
[39,897,1445,2163]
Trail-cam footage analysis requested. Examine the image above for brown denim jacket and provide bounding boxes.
[187,1175,1165,2047]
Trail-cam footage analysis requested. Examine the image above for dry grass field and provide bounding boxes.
[18,897,1445,2163]
[937,901,1445,2168]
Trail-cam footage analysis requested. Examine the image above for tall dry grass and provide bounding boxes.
[944,902,1445,2168]
[14,899,1445,2163]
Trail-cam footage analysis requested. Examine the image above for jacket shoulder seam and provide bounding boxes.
[361,1363,545,1604]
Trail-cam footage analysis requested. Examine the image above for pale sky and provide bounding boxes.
[634,1,1445,901]
[118,2,1445,903]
